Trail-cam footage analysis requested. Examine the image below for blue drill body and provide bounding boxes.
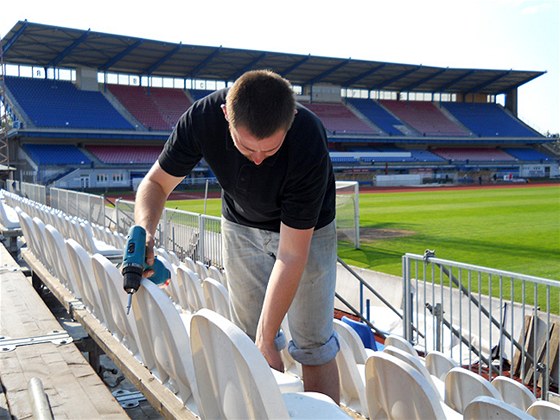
[122,225,170,314]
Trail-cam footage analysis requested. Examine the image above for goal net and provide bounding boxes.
[335,180,360,249]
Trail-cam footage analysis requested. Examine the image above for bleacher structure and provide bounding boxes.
[0,20,558,190]
[2,189,558,418]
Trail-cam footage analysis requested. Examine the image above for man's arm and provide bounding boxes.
[134,161,185,265]
[255,222,314,370]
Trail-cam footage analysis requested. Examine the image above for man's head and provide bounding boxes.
[223,70,296,165]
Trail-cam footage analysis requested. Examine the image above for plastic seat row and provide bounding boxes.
[16,211,345,417]
[332,326,554,419]
[359,347,555,419]
[4,191,123,259]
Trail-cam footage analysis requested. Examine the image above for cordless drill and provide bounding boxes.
[122,225,171,315]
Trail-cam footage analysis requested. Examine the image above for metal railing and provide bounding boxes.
[403,251,559,399]
[50,187,106,226]
[7,181,47,204]
[114,198,223,268]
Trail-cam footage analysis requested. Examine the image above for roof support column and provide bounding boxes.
[505,88,518,116]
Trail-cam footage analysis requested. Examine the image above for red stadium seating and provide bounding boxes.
[86,145,163,164]
[380,100,469,137]
[108,85,192,131]
[303,102,379,135]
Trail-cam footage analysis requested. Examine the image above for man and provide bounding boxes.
[134,69,340,402]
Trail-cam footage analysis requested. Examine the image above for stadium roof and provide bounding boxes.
[2,20,545,96]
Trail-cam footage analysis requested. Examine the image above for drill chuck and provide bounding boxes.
[122,264,144,294]
[122,225,171,315]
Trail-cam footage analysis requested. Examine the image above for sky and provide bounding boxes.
[1,0,559,135]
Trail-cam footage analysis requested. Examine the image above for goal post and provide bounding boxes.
[335,180,360,249]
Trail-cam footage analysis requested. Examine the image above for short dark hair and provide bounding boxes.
[226,70,296,139]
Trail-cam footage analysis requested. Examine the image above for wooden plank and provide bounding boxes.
[22,248,197,419]
[537,322,559,388]
[0,245,127,419]
[512,315,532,377]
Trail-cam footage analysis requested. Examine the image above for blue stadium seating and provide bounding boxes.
[23,144,92,165]
[503,147,555,162]
[409,149,447,162]
[5,77,134,130]
[346,98,405,136]
[441,102,540,137]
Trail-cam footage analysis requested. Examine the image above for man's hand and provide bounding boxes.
[143,230,156,277]
[256,333,285,372]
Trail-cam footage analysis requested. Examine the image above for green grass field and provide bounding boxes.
[167,184,559,310]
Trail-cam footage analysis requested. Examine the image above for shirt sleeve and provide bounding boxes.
[158,108,203,177]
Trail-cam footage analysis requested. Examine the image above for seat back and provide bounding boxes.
[444,367,502,414]
[341,316,377,351]
[383,345,442,398]
[208,265,227,289]
[384,334,419,357]
[172,264,192,310]
[180,266,205,312]
[31,216,55,273]
[463,396,534,420]
[202,277,231,320]
[365,351,446,419]
[425,350,459,381]
[15,208,40,257]
[131,278,200,412]
[526,400,560,419]
[334,318,369,364]
[91,253,141,357]
[190,308,289,419]
[335,330,368,417]
[90,253,116,330]
[195,260,209,279]
[44,225,74,293]
[490,376,536,411]
[65,239,103,318]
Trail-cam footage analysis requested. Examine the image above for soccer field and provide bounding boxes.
[168,184,560,280]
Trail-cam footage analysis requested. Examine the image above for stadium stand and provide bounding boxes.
[345,98,405,136]
[5,76,134,130]
[379,100,470,137]
[302,101,378,135]
[408,149,448,162]
[145,87,192,128]
[441,102,540,137]
[502,147,555,162]
[86,145,163,164]
[432,147,518,162]
[1,21,556,191]
[23,144,92,165]
[108,85,191,131]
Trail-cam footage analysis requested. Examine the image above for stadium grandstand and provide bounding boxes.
[1,20,558,190]
[1,21,559,419]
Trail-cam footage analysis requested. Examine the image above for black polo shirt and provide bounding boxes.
[158,88,335,232]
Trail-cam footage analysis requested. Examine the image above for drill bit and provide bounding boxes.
[126,293,133,315]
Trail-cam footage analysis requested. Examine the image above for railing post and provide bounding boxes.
[161,208,168,249]
[433,303,443,352]
[402,255,412,341]
[115,198,121,233]
[198,215,206,263]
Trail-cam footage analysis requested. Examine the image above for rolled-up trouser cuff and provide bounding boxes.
[288,332,340,366]
[275,330,286,351]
